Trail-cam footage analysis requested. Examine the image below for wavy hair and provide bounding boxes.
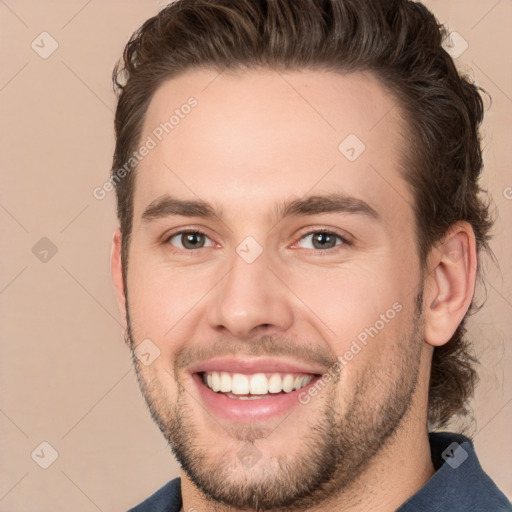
[112,0,493,428]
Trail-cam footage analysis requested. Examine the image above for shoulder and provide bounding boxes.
[398,432,511,511]
[127,477,182,512]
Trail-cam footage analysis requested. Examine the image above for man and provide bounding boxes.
[109,0,511,510]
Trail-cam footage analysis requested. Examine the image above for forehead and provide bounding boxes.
[133,68,413,225]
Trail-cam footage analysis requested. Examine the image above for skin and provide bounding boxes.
[111,69,477,511]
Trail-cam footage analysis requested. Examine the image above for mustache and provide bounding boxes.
[173,334,338,373]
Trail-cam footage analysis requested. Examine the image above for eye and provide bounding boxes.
[297,230,347,250]
[167,230,216,250]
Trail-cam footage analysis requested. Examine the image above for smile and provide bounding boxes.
[189,358,323,422]
[202,371,314,399]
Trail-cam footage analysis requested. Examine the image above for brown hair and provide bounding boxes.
[112,0,493,428]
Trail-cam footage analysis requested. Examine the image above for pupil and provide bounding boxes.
[313,232,335,249]
[183,233,203,249]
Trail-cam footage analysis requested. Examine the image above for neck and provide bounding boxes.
[324,417,435,511]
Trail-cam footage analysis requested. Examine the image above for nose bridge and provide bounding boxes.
[208,245,293,337]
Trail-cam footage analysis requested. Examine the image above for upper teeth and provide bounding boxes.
[203,371,313,395]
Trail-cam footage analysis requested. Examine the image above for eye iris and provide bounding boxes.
[312,232,336,249]
[182,232,204,249]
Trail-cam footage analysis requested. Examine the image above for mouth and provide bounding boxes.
[201,371,314,399]
[189,359,323,422]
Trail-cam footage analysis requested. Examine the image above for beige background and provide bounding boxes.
[0,0,510,510]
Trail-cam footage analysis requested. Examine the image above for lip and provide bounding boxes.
[188,356,325,376]
[188,357,323,422]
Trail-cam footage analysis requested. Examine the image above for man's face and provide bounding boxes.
[123,69,429,509]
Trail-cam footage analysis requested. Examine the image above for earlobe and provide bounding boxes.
[111,229,128,329]
[423,223,477,347]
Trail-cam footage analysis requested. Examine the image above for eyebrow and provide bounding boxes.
[141,193,379,224]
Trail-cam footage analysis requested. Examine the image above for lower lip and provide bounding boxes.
[193,373,319,422]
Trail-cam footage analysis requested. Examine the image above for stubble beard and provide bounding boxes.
[127,299,424,511]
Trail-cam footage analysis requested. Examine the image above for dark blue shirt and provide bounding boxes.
[128,432,511,511]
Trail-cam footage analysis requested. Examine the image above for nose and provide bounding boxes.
[207,248,294,338]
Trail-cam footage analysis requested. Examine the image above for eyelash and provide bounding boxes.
[164,228,351,254]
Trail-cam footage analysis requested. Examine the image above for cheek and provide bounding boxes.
[126,257,212,349]
[285,258,408,344]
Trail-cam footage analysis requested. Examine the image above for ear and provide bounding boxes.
[111,229,128,330]
[423,222,477,347]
